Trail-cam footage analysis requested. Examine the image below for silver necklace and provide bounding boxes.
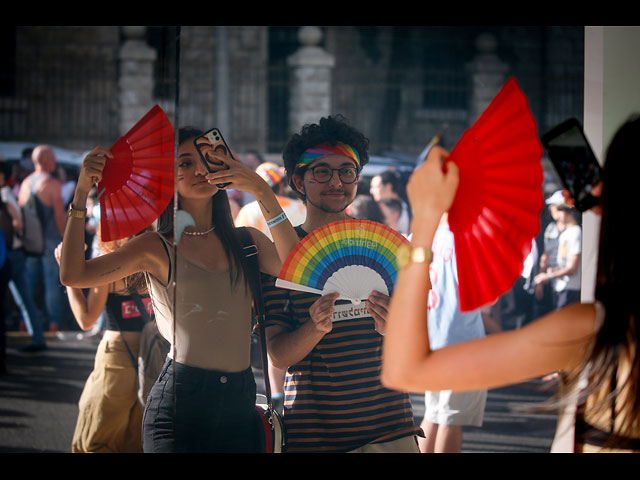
[183,225,216,236]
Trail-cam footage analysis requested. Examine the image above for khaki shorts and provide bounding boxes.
[347,435,420,453]
[72,336,143,453]
[423,389,487,427]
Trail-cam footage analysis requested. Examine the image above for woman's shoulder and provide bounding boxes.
[134,230,173,248]
[548,302,599,350]
[120,231,173,270]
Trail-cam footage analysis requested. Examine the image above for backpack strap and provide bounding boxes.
[236,227,274,406]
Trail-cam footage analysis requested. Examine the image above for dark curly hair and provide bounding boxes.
[283,114,370,201]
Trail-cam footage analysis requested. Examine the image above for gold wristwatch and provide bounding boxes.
[67,203,87,219]
[397,244,433,269]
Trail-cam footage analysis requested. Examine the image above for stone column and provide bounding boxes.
[467,32,509,122]
[118,26,157,134]
[287,26,335,133]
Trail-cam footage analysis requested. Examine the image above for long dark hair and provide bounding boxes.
[562,114,640,439]
[156,127,256,292]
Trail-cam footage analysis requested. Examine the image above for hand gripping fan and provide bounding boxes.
[447,77,544,312]
[276,219,409,305]
[98,105,175,242]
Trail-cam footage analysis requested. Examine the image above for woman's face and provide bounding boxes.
[177,139,219,200]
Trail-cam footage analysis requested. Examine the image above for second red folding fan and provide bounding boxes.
[98,105,175,242]
[446,77,544,312]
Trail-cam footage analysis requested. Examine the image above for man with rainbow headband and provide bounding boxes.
[261,115,422,453]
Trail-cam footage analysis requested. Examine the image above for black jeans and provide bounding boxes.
[142,359,262,453]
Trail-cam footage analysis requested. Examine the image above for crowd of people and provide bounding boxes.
[0,145,78,367]
[1,112,638,454]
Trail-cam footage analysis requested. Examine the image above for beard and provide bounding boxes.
[306,190,354,214]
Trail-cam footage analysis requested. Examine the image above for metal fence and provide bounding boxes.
[0,42,120,152]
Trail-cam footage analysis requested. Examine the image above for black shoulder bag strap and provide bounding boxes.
[236,227,274,409]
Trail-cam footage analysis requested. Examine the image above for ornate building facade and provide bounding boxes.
[1,26,583,159]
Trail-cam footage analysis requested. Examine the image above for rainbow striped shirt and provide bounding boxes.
[261,229,421,452]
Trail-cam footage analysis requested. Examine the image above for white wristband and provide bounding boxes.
[266,211,288,228]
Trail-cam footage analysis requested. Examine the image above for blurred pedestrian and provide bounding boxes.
[235,161,306,240]
[378,197,406,236]
[56,231,151,453]
[535,201,582,310]
[370,170,411,235]
[535,191,565,316]
[0,161,46,351]
[346,194,384,223]
[417,214,487,453]
[18,145,67,333]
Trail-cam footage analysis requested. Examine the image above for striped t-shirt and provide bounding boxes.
[261,228,421,453]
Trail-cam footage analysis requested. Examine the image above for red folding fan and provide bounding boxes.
[98,105,175,242]
[446,77,544,312]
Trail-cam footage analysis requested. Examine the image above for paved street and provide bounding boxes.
[1,331,558,454]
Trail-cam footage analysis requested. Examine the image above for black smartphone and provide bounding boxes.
[193,128,235,188]
[541,118,602,212]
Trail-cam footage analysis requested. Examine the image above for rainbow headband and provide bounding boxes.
[296,142,361,170]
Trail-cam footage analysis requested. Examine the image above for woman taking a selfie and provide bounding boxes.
[59,127,298,453]
[382,115,640,453]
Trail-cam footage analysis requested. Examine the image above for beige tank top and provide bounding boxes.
[145,233,254,372]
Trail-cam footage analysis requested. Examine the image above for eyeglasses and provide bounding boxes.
[308,165,359,184]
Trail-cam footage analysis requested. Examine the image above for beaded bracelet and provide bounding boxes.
[266,211,288,228]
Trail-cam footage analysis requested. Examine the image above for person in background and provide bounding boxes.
[55,230,151,453]
[241,150,264,171]
[382,115,640,453]
[57,165,77,208]
[534,201,582,310]
[535,190,566,315]
[18,145,67,333]
[369,170,411,235]
[0,163,15,373]
[235,162,306,241]
[417,213,487,453]
[346,194,384,224]
[378,197,406,236]
[0,161,46,351]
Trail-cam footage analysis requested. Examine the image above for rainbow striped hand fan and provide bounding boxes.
[276,219,409,305]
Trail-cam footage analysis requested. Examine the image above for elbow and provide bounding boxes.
[380,369,398,391]
[380,362,412,392]
[59,268,73,287]
[78,319,97,331]
[59,268,83,288]
[267,351,290,371]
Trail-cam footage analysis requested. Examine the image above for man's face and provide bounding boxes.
[294,154,359,214]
